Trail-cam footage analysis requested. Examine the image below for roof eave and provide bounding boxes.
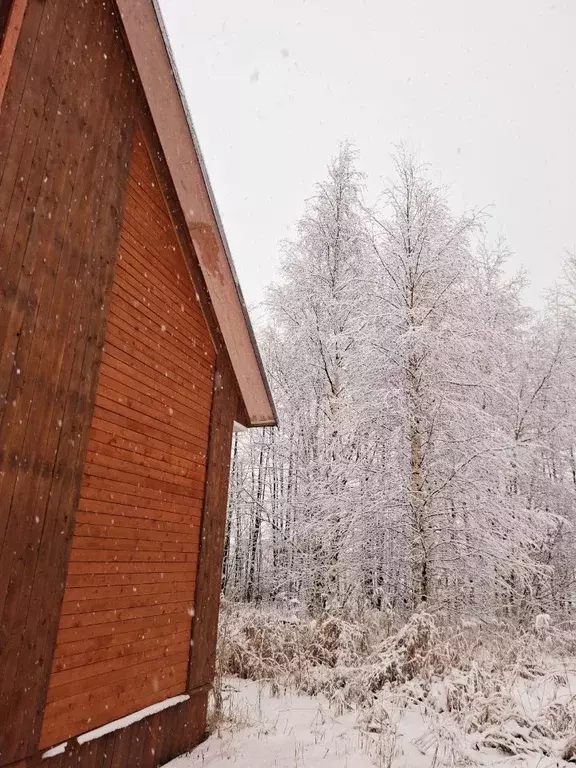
[115,0,277,429]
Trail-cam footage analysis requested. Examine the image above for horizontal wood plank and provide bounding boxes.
[61,579,195,607]
[67,560,198,575]
[45,653,189,708]
[51,629,190,673]
[49,642,191,692]
[64,570,199,590]
[76,508,201,535]
[82,476,204,513]
[91,405,207,458]
[53,618,191,660]
[78,495,203,524]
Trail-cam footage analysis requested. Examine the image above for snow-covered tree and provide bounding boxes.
[223,147,576,621]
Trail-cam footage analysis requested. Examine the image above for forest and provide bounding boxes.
[222,147,576,621]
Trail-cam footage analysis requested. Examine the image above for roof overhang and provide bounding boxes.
[115,0,277,428]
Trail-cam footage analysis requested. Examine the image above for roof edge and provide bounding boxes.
[115,0,277,428]
[149,0,278,427]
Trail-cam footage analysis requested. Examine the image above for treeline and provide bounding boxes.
[222,146,576,618]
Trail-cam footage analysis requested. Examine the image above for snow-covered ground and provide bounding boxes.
[166,678,574,768]
[165,608,576,767]
[167,680,374,768]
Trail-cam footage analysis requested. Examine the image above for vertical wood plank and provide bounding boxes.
[0,0,138,762]
[0,0,112,693]
[188,351,238,690]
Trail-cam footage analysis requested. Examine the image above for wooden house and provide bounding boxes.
[0,0,276,765]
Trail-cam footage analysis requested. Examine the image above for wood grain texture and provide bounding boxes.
[38,125,216,750]
[0,0,138,762]
[188,351,239,690]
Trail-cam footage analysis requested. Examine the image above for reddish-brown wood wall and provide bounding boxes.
[0,0,243,764]
[10,688,208,768]
[0,0,138,762]
[6,347,239,768]
[39,127,216,749]
[189,352,239,691]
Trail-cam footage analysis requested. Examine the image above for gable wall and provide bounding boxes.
[39,127,216,749]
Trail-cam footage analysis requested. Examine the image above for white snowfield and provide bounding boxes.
[167,680,374,768]
[166,678,575,768]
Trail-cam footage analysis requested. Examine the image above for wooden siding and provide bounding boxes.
[10,352,240,767]
[39,127,216,749]
[10,688,208,768]
[0,0,138,762]
[189,351,238,690]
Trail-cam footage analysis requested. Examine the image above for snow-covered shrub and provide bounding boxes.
[217,602,576,761]
[535,613,551,632]
[217,602,376,690]
[563,735,576,762]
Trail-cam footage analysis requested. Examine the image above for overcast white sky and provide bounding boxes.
[158,0,576,311]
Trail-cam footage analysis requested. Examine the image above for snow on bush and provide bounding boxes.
[216,602,576,763]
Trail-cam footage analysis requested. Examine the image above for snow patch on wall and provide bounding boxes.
[42,741,68,759]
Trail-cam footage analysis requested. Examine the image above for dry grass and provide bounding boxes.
[215,601,576,762]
